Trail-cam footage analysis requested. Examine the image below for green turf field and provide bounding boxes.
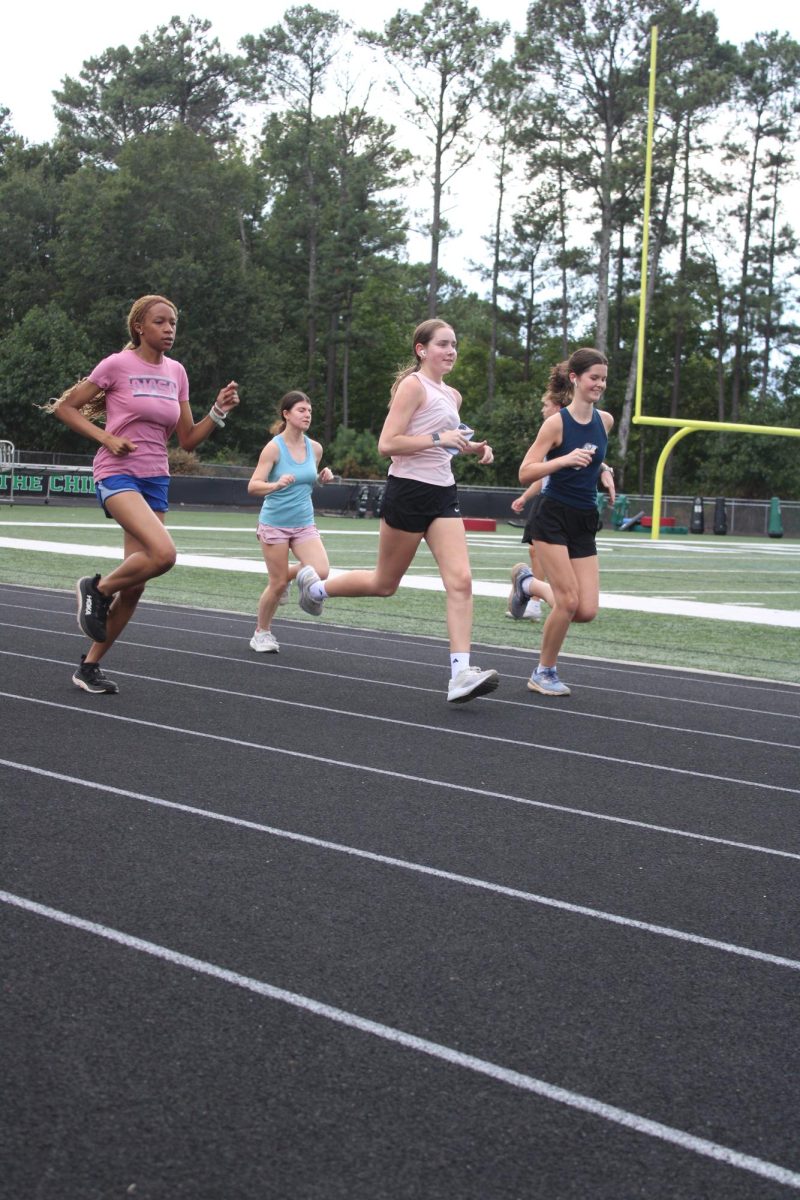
[1,506,799,683]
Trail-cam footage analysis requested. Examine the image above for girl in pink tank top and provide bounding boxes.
[293,318,500,705]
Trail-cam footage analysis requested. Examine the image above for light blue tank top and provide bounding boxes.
[258,434,317,527]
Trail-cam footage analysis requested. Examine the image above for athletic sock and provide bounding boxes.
[450,652,470,680]
[308,580,328,602]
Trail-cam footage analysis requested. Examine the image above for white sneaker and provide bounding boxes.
[523,598,542,620]
[447,666,499,703]
[277,581,291,606]
[250,629,279,653]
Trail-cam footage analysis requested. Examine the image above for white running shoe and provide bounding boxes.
[277,581,291,605]
[447,666,499,703]
[523,598,542,621]
[250,629,279,653]
[296,565,324,616]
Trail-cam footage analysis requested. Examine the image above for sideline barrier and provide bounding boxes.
[768,497,783,539]
[463,518,496,532]
[0,466,95,503]
[690,496,704,534]
[611,495,629,529]
[713,497,728,535]
[3,469,798,536]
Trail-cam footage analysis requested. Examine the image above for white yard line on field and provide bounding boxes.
[2,535,799,628]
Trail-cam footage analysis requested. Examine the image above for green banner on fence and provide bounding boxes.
[0,471,96,497]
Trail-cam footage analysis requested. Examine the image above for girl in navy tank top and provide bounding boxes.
[514,348,614,697]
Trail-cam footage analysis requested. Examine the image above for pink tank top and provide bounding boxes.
[388,371,461,486]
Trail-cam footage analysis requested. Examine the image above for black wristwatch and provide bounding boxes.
[431,432,441,444]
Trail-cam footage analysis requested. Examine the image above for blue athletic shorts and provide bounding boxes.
[95,474,170,518]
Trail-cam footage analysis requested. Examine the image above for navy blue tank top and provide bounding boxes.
[544,408,608,511]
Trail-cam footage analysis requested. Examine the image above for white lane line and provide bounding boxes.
[3,756,800,968]
[18,644,800,755]
[2,890,800,1191]
[3,524,798,571]
[0,522,384,536]
[3,689,799,802]
[4,620,797,716]
[2,536,798,627]
[0,744,768,860]
[2,645,799,751]
[4,520,799,555]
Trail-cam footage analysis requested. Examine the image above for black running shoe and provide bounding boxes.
[76,574,111,642]
[72,655,119,694]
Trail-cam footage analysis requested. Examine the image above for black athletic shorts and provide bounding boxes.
[530,495,599,559]
[521,493,544,545]
[381,475,461,533]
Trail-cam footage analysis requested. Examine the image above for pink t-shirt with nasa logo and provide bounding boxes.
[89,348,189,481]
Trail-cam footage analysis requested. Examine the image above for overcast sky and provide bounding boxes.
[3,0,799,287]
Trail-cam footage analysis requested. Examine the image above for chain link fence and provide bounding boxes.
[613,495,800,538]
[6,448,799,535]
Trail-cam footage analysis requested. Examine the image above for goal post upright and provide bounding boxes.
[633,26,799,542]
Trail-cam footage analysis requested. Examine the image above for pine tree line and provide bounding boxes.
[1,2,798,497]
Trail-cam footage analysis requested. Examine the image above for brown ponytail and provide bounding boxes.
[548,347,607,402]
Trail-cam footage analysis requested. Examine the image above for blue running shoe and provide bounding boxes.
[527,666,571,697]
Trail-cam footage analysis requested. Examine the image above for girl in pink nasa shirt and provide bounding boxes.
[50,294,239,694]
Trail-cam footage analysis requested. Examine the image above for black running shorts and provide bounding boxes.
[531,495,599,559]
[521,493,544,545]
[381,475,462,533]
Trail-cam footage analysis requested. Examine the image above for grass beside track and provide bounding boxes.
[1,506,799,684]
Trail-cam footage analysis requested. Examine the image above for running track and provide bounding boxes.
[2,581,800,1199]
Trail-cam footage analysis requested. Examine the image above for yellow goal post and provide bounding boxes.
[634,27,800,540]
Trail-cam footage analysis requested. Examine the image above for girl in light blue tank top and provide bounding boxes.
[259,432,318,527]
[246,391,334,654]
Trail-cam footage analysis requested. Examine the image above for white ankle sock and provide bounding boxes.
[309,581,328,602]
[450,652,470,679]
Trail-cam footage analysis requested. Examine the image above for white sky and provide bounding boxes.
[3,1,799,289]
